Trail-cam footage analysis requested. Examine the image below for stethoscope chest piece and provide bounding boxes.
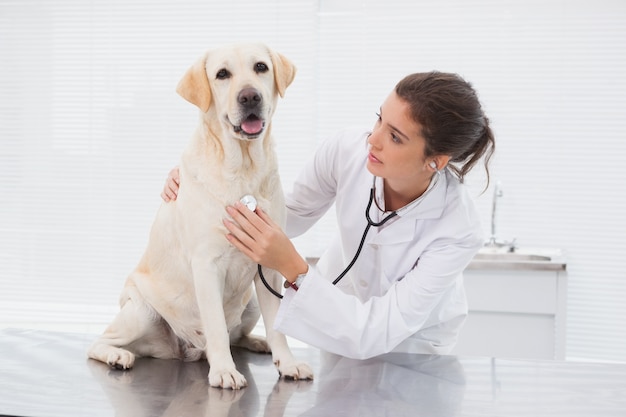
[240,195,258,211]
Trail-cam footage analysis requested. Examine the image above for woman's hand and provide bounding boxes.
[223,203,308,282]
[161,167,180,202]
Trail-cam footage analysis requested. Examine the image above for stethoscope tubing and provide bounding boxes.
[332,188,397,285]
[258,185,397,298]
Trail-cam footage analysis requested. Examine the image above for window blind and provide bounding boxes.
[314,0,626,363]
[1,0,625,363]
[0,0,319,330]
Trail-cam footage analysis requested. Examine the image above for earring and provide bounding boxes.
[429,161,437,170]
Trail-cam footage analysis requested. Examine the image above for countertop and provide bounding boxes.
[1,328,625,416]
[466,247,567,271]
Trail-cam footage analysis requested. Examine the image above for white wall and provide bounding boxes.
[1,0,625,362]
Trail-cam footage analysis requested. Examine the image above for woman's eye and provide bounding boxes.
[216,69,231,79]
[375,112,401,143]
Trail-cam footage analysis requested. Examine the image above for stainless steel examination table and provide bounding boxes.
[1,328,625,416]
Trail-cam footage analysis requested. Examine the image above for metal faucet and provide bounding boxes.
[485,180,516,251]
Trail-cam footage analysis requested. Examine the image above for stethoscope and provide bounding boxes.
[248,171,440,299]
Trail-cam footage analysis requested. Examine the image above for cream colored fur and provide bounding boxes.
[87,43,312,389]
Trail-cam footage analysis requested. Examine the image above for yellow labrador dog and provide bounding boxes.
[88,43,313,389]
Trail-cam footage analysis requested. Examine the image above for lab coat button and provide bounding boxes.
[370,244,378,250]
[359,280,368,287]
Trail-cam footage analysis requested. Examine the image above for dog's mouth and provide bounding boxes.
[233,114,265,138]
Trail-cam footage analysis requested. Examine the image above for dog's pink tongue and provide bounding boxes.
[241,119,263,135]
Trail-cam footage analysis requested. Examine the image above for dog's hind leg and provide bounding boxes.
[88,285,179,369]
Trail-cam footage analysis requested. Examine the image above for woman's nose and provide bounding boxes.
[367,129,382,149]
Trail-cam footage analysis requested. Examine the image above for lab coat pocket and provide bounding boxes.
[380,246,418,287]
[373,229,413,279]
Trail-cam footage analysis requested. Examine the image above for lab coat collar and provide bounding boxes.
[370,170,448,245]
[373,169,448,220]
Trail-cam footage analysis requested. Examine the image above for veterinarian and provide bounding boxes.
[162,71,495,360]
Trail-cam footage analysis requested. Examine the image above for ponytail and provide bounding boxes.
[395,71,495,192]
[451,116,495,191]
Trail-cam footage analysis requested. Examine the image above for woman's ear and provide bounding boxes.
[429,155,451,172]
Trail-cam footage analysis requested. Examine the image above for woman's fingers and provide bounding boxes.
[223,203,302,277]
[161,180,178,201]
[224,222,258,261]
[226,203,265,237]
[255,207,279,228]
[161,167,181,202]
[223,203,285,263]
[223,205,266,258]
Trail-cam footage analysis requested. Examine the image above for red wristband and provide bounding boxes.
[283,273,306,291]
[283,280,299,291]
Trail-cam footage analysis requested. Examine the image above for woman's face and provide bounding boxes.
[366,92,433,188]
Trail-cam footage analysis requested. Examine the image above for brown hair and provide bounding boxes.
[395,71,495,189]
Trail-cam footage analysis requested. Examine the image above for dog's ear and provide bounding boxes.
[270,50,296,98]
[176,53,211,112]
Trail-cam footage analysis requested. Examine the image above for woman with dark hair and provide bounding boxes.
[163,71,495,359]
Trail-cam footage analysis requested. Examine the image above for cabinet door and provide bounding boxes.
[464,270,557,314]
[454,312,555,359]
[452,270,559,359]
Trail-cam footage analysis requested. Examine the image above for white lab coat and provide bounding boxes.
[274,128,484,359]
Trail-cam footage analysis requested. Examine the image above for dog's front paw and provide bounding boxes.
[208,367,248,389]
[275,360,314,381]
[106,348,135,370]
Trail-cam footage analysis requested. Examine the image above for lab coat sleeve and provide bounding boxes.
[274,230,482,359]
[285,130,358,238]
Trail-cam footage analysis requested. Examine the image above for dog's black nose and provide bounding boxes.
[238,88,262,109]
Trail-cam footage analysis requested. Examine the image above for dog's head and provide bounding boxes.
[176,43,296,141]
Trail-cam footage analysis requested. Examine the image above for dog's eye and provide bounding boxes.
[254,62,269,73]
[216,69,231,80]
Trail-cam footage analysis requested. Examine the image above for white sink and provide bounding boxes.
[468,247,566,271]
[473,253,551,262]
